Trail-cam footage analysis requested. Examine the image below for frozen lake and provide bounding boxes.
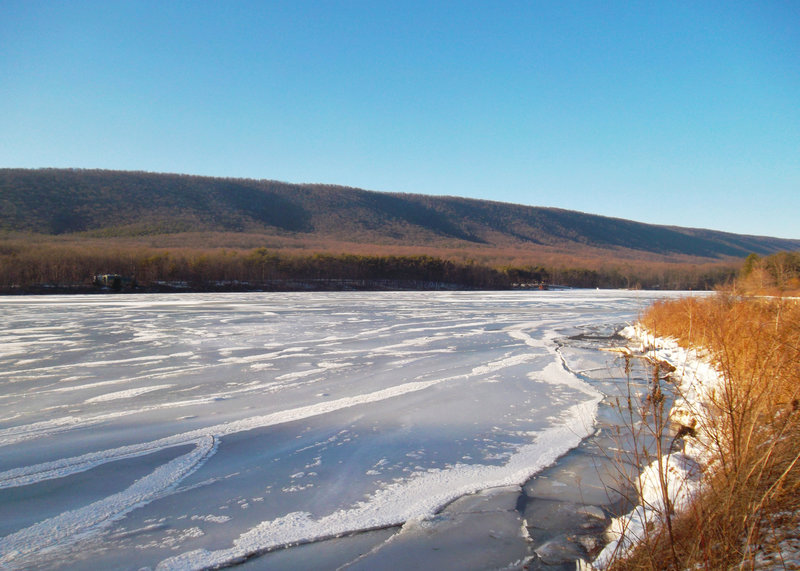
[0,290,683,570]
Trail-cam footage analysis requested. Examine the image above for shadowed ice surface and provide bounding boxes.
[0,290,688,570]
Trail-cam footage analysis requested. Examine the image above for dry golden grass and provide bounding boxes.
[613,294,800,569]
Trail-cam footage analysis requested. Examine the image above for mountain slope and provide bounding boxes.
[1,168,798,260]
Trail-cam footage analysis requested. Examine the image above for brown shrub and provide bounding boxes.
[613,295,800,569]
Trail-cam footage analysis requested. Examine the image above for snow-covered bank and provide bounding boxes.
[591,324,724,569]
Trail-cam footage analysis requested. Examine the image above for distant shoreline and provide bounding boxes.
[0,279,515,296]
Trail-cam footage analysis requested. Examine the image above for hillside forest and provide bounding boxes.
[1,169,799,293]
[0,238,760,293]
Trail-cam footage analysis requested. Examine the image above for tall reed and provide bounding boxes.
[612,294,800,569]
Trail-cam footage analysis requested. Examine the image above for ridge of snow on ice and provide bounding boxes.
[0,436,217,569]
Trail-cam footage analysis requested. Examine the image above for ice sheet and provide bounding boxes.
[0,290,686,570]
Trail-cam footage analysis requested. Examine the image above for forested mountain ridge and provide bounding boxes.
[2,168,798,261]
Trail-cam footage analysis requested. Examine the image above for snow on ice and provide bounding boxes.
[0,290,687,570]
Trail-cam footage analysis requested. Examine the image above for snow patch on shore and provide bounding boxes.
[592,324,721,569]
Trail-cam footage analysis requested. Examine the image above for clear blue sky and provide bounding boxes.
[2,1,798,238]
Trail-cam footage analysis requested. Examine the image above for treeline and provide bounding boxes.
[738,251,800,294]
[0,246,509,290]
[0,242,738,292]
[502,263,735,290]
